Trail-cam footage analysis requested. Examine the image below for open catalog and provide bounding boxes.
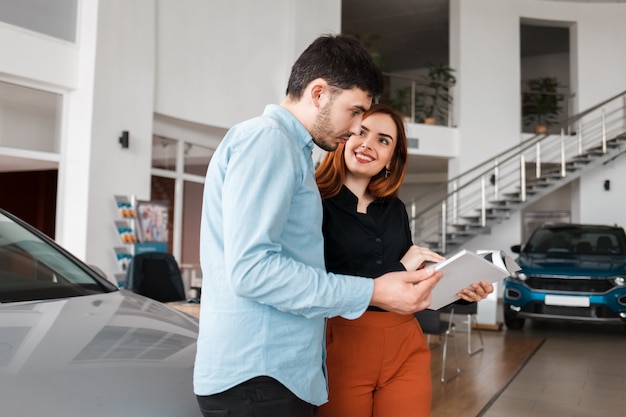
[429,249,521,310]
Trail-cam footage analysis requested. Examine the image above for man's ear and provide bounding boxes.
[308,78,327,108]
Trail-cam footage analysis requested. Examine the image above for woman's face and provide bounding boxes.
[343,112,397,180]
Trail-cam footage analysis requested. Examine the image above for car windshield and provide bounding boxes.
[524,226,626,255]
[0,211,116,303]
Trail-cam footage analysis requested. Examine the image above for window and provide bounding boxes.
[151,135,213,270]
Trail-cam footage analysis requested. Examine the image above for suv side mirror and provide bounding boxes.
[510,244,521,254]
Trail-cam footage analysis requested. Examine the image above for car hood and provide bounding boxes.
[517,253,626,277]
[0,290,201,417]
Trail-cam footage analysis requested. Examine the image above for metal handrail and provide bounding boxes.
[408,90,626,253]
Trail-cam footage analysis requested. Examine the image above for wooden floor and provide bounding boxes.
[428,320,545,417]
[166,302,547,416]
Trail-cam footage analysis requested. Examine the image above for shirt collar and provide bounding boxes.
[263,104,314,154]
[333,185,359,212]
[335,185,387,209]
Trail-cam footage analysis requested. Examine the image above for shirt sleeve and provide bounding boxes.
[220,124,372,319]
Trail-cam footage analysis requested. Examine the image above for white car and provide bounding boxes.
[0,209,201,417]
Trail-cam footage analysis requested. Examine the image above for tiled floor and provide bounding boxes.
[480,320,626,417]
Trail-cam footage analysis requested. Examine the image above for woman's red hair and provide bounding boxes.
[315,103,408,200]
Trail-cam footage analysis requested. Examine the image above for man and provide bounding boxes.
[194,34,443,417]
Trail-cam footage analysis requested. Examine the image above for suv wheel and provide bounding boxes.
[504,309,525,330]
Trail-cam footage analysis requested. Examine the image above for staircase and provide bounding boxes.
[408,90,626,255]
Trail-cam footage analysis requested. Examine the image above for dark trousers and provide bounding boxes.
[196,376,316,417]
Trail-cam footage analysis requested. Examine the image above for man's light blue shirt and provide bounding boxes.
[193,104,374,406]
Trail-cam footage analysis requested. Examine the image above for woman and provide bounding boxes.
[315,103,492,417]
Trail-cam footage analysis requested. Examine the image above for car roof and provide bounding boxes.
[537,223,625,231]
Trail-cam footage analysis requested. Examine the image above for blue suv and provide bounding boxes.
[503,223,626,329]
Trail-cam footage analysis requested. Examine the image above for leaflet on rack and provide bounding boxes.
[428,249,520,310]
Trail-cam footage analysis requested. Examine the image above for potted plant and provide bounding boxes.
[388,85,413,121]
[415,63,456,125]
[522,77,564,134]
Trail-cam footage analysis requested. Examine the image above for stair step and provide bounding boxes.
[451,221,488,229]
[484,206,513,213]
[493,197,524,205]
[411,130,626,254]
[526,182,551,189]
[489,199,522,207]
[473,208,511,218]
[446,229,482,238]
[461,214,504,223]
[565,160,589,168]
[502,191,530,199]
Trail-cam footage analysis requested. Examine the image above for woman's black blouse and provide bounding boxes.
[322,185,412,279]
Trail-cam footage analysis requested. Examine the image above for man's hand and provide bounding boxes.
[370,267,443,314]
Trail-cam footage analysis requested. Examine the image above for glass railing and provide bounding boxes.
[378,72,455,127]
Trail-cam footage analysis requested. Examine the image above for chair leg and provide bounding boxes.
[440,314,460,383]
[467,314,484,356]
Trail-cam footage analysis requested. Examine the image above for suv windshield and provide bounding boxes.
[524,225,626,255]
[0,211,116,303]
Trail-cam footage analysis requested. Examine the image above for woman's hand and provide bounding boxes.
[400,245,445,271]
[457,281,494,302]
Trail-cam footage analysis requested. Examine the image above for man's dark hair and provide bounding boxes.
[286,34,384,100]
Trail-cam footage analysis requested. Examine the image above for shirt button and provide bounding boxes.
[376,260,382,264]
[375,238,382,243]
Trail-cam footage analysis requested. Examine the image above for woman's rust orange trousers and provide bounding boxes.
[318,311,432,417]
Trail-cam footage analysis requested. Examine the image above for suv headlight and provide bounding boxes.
[613,276,626,286]
[509,271,528,282]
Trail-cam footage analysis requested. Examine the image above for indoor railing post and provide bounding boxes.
[602,109,607,154]
[441,200,447,254]
[520,154,526,202]
[578,120,583,155]
[493,159,499,201]
[560,129,566,177]
[623,94,626,131]
[480,176,486,227]
[451,181,458,225]
[535,141,541,179]
[411,80,416,124]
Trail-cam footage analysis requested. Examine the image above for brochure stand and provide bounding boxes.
[113,195,137,288]
[113,196,171,288]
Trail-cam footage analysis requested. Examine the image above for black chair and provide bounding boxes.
[439,302,484,356]
[596,236,614,253]
[125,252,186,303]
[414,309,460,383]
[575,241,593,253]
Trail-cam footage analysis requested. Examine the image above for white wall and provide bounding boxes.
[2,0,626,281]
[578,157,626,226]
[519,1,626,229]
[55,0,157,281]
[154,0,341,129]
[451,0,523,176]
[449,0,626,252]
[0,21,77,89]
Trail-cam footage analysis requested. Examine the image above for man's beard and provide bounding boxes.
[311,101,342,152]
